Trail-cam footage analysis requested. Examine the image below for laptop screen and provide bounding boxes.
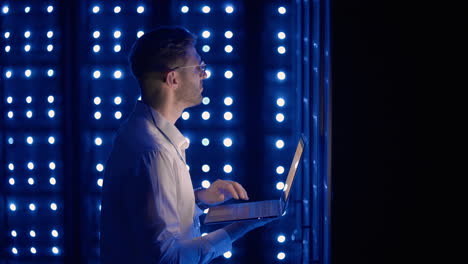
[280,136,305,207]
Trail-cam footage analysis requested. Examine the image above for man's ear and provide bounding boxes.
[165,71,179,88]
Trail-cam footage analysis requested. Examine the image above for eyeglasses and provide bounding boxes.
[171,61,207,75]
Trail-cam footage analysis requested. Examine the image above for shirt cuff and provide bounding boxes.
[204,229,232,255]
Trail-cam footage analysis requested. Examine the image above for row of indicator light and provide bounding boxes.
[8,202,59,211]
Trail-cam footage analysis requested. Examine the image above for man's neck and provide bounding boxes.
[143,97,184,125]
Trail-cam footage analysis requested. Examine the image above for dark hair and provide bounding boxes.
[129,26,197,81]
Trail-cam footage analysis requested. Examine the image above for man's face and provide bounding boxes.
[175,46,207,108]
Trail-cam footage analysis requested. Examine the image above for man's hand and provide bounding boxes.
[195,179,249,206]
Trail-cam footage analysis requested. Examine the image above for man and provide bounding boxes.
[100,26,271,263]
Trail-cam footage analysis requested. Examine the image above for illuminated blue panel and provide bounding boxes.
[1,1,64,261]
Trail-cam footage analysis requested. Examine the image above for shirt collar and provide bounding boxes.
[135,101,189,151]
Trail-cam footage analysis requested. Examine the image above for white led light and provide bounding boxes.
[202,6,211,13]
[24,31,31,38]
[50,203,57,211]
[48,69,54,77]
[277,46,286,54]
[276,166,285,174]
[224,112,233,121]
[203,209,209,214]
[48,136,55,144]
[114,44,121,52]
[9,178,15,185]
[27,136,33,144]
[277,98,285,107]
[223,164,233,173]
[26,96,32,103]
[7,111,13,118]
[114,96,122,105]
[25,69,32,77]
[202,30,211,38]
[224,97,233,106]
[94,97,101,105]
[137,6,145,13]
[205,70,211,78]
[52,247,59,254]
[92,6,100,13]
[28,177,34,185]
[276,113,285,122]
[9,203,16,211]
[8,163,14,171]
[224,70,233,79]
[8,137,13,144]
[201,138,210,146]
[225,6,234,14]
[277,252,286,260]
[114,111,122,119]
[202,97,210,105]
[224,45,233,53]
[277,71,286,80]
[29,203,36,211]
[47,44,53,52]
[93,70,101,79]
[276,140,285,149]
[202,232,208,236]
[276,182,285,190]
[223,251,232,258]
[26,110,33,118]
[96,163,104,172]
[30,230,36,237]
[30,247,37,254]
[28,162,34,170]
[278,7,286,14]
[95,137,102,146]
[97,178,103,187]
[49,162,56,170]
[5,45,11,52]
[25,6,30,13]
[224,31,233,39]
[6,96,13,103]
[114,6,121,13]
[49,177,56,185]
[202,165,210,173]
[51,230,59,237]
[48,95,55,103]
[12,247,18,255]
[24,44,31,52]
[223,138,233,147]
[93,31,100,38]
[93,45,100,53]
[47,31,54,38]
[137,31,144,38]
[94,111,102,119]
[6,71,12,78]
[48,109,55,118]
[11,230,17,237]
[182,111,190,120]
[181,6,189,13]
[4,32,10,38]
[277,235,286,243]
[202,45,210,52]
[47,6,54,13]
[2,6,9,14]
[201,111,210,120]
[113,30,121,39]
[114,70,122,79]
[201,180,211,188]
[278,32,286,39]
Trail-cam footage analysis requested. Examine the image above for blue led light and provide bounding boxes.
[202,97,210,105]
[25,6,30,13]
[181,6,189,13]
[48,69,55,77]
[7,137,13,144]
[201,138,210,146]
[202,45,210,52]
[202,30,211,38]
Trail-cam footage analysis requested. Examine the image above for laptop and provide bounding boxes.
[204,135,306,225]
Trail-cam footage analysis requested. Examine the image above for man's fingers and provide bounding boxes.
[230,181,249,200]
[223,183,239,199]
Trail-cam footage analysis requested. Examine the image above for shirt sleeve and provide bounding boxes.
[139,150,232,264]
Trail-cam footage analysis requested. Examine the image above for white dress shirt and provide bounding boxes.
[100,101,232,263]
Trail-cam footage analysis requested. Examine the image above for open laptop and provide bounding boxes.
[204,135,306,225]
